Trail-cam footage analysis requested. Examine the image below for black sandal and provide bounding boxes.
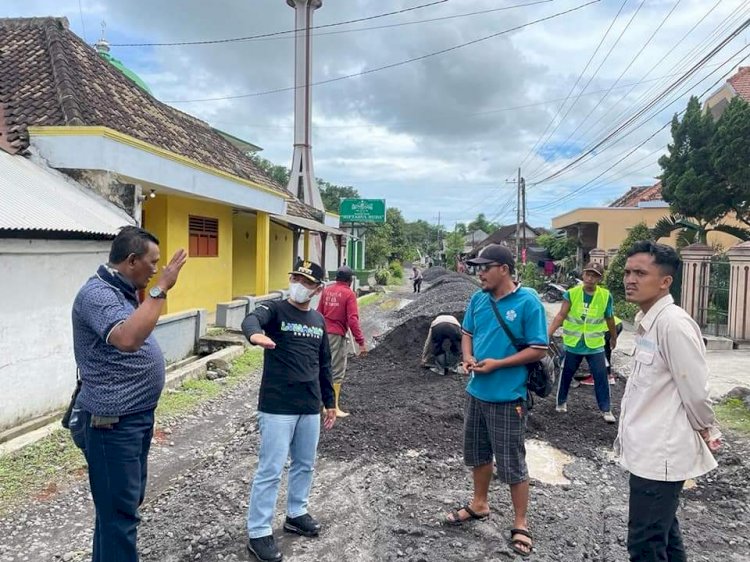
[509,528,533,557]
[444,505,490,526]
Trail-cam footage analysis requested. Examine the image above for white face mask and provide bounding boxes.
[289,282,316,304]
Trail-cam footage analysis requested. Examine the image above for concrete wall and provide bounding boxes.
[143,194,234,314]
[0,239,109,431]
[153,309,207,363]
[233,213,258,297]
[269,222,294,291]
[552,207,742,251]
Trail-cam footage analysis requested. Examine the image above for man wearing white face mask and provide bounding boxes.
[241,260,336,562]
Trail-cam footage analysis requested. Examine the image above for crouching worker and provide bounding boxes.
[421,314,463,375]
[241,260,337,562]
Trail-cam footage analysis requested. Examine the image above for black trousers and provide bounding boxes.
[413,279,423,293]
[628,474,686,562]
[604,322,624,374]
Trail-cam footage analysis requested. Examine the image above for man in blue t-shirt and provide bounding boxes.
[70,226,187,562]
[547,262,619,423]
[444,244,547,558]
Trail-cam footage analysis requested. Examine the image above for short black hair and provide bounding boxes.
[109,226,159,264]
[626,240,680,277]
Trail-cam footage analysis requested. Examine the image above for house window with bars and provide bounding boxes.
[189,216,219,257]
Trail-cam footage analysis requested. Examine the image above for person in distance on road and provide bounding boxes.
[616,241,721,562]
[411,266,423,293]
[241,260,336,562]
[445,244,548,558]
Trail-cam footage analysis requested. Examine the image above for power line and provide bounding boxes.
[515,0,627,172]
[231,0,559,45]
[201,62,730,135]
[528,20,750,187]
[528,45,750,213]
[529,43,750,187]
[567,0,728,157]
[526,0,749,183]
[552,0,682,158]
[523,0,647,180]
[163,0,600,103]
[110,0,449,47]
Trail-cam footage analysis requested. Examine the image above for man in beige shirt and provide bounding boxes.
[616,241,721,562]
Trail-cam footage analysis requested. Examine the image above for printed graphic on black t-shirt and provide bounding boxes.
[242,300,333,415]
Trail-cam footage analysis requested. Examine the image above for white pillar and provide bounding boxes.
[680,243,714,325]
[727,241,750,342]
[285,0,324,211]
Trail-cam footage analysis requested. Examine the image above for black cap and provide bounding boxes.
[289,260,325,284]
[466,244,515,272]
[335,266,354,282]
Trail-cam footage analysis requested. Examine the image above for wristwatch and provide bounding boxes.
[149,286,167,299]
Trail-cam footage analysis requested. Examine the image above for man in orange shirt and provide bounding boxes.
[317,266,367,417]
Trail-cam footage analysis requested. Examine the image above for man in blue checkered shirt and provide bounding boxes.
[69,226,186,562]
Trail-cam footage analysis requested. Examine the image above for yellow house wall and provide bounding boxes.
[552,207,742,251]
[269,222,293,292]
[143,194,233,314]
[232,213,257,297]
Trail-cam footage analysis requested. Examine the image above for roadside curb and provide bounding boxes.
[0,345,247,457]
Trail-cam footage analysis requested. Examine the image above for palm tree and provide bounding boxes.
[651,214,750,248]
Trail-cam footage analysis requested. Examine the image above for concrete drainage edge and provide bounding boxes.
[0,345,247,456]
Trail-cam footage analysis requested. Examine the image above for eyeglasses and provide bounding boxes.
[477,263,505,273]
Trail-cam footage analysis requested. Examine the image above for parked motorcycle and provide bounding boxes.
[543,282,567,303]
[542,276,582,303]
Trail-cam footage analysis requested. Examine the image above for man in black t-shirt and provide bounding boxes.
[241,260,336,562]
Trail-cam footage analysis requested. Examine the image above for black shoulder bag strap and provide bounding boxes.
[488,298,525,351]
[488,298,534,407]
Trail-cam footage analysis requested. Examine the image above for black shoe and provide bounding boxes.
[247,535,283,562]
[284,513,321,537]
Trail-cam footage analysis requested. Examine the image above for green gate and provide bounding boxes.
[697,254,730,337]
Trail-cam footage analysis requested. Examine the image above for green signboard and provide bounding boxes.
[339,199,386,223]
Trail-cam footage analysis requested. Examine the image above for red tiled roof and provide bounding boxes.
[728,66,750,101]
[0,17,290,198]
[609,181,662,207]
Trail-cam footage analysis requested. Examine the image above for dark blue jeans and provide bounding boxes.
[70,406,155,562]
[556,350,610,411]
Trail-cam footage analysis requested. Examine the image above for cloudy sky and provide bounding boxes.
[8,0,750,229]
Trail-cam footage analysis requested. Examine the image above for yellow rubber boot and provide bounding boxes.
[333,383,350,418]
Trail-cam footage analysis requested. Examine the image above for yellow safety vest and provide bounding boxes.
[562,285,609,349]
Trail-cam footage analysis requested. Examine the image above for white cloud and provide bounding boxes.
[7,0,748,229]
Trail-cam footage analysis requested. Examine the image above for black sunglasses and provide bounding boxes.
[477,263,506,273]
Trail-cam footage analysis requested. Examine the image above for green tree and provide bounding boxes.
[651,214,750,248]
[467,213,498,235]
[713,96,750,230]
[454,222,468,236]
[537,232,577,260]
[249,154,290,187]
[444,230,465,271]
[404,220,441,261]
[364,208,412,268]
[318,180,360,214]
[603,222,653,303]
[658,96,730,242]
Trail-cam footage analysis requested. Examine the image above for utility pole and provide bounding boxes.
[521,176,527,262]
[516,167,521,263]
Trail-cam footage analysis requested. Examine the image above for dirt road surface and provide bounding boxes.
[1,272,748,562]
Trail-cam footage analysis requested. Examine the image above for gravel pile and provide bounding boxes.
[421,266,450,282]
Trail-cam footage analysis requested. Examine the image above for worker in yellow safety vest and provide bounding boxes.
[547,262,619,423]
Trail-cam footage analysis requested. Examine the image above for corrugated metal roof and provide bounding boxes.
[0,151,134,235]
